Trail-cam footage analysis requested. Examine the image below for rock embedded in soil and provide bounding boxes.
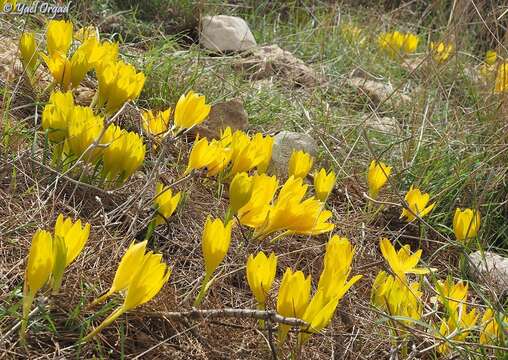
[347,77,411,107]
[468,250,508,296]
[192,98,249,139]
[235,44,322,88]
[200,15,257,52]
[271,131,318,176]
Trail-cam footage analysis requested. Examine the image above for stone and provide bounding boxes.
[271,131,318,176]
[200,15,256,52]
[348,77,411,107]
[468,251,508,296]
[192,98,249,139]
[235,44,321,88]
[361,114,400,133]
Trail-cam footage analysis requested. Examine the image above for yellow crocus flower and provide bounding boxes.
[246,251,277,306]
[206,141,232,177]
[68,38,98,89]
[430,41,453,63]
[367,160,391,199]
[42,90,74,142]
[40,52,72,90]
[74,25,98,42]
[173,90,211,131]
[65,106,105,163]
[230,133,271,176]
[378,31,418,58]
[19,32,38,73]
[96,59,145,113]
[21,229,53,338]
[102,126,146,183]
[435,278,469,314]
[184,136,217,175]
[379,238,431,282]
[437,306,478,354]
[50,214,90,293]
[46,19,73,57]
[480,308,508,345]
[202,217,232,278]
[453,208,480,242]
[314,168,335,202]
[402,33,419,53]
[288,150,313,179]
[277,268,311,342]
[400,185,435,221]
[91,240,147,305]
[255,134,273,174]
[154,182,181,226]
[299,290,339,344]
[229,172,254,213]
[494,62,508,93]
[141,108,171,137]
[238,174,278,228]
[485,50,497,65]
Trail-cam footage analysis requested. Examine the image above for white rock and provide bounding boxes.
[200,15,256,52]
[271,131,318,176]
[469,251,508,295]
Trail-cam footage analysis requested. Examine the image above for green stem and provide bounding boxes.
[144,219,157,243]
[20,291,34,341]
[193,273,212,308]
[82,306,125,342]
[224,207,234,225]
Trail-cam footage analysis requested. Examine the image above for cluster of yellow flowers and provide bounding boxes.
[378,31,419,58]
[430,41,454,63]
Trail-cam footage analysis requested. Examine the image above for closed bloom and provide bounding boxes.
[184,136,216,175]
[229,172,254,213]
[173,90,211,131]
[142,108,171,137]
[68,38,99,89]
[435,278,468,313]
[494,62,508,93]
[367,160,391,199]
[246,251,277,306]
[202,217,232,277]
[230,132,272,176]
[102,125,146,183]
[40,52,72,90]
[238,174,278,228]
[402,33,419,53]
[41,90,74,142]
[74,26,98,42]
[437,307,478,354]
[46,20,73,57]
[65,106,105,163]
[485,50,497,65]
[379,238,431,282]
[480,308,508,345]
[288,150,313,179]
[154,182,181,226]
[378,31,418,58]
[453,208,480,242]
[96,60,145,113]
[300,290,339,344]
[19,32,38,72]
[277,268,311,342]
[430,41,453,63]
[400,185,435,221]
[314,168,335,202]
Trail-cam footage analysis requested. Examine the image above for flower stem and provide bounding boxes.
[20,291,34,341]
[193,273,212,308]
[82,306,125,342]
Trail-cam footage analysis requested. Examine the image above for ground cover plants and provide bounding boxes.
[0,0,507,359]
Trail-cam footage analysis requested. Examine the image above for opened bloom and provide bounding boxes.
[480,308,508,345]
[378,31,419,58]
[246,251,277,306]
[229,172,254,213]
[453,208,480,242]
[288,150,313,179]
[41,52,72,90]
[367,160,391,199]
[437,306,478,354]
[154,182,181,226]
[400,185,435,221]
[299,290,340,345]
[142,108,171,138]
[173,90,211,131]
[314,168,336,202]
[277,268,311,342]
[435,278,469,314]
[379,238,431,282]
[19,32,38,73]
[46,20,73,57]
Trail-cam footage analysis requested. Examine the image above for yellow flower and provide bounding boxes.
[288,150,313,179]
[246,251,277,306]
[19,32,38,73]
[453,208,480,242]
[65,106,105,163]
[435,278,469,313]
[480,308,508,345]
[402,33,419,53]
[184,136,217,175]
[202,217,232,278]
[230,132,272,176]
[74,26,98,42]
[173,90,211,131]
[154,182,181,226]
[40,52,72,90]
[485,50,497,65]
[88,40,119,69]
[314,168,335,202]
[92,240,148,305]
[96,59,145,113]
[206,140,232,177]
[400,185,435,221]
[299,290,340,344]
[379,238,431,282]
[255,134,273,174]
[277,268,311,342]
[495,62,508,93]
[367,160,391,199]
[142,108,171,137]
[229,172,254,213]
[42,90,74,142]
[21,229,54,338]
[46,19,73,57]
[378,31,418,58]
[102,126,146,183]
[68,38,99,89]
[238,174,278,228]
[437,306,478,354]
[430,41,453,63]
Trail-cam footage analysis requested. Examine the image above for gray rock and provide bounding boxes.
[200,15,256,52]
[469,251,508,296]
[348,77,411,107]
[192,98,249,139]
[271,131,318,176]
